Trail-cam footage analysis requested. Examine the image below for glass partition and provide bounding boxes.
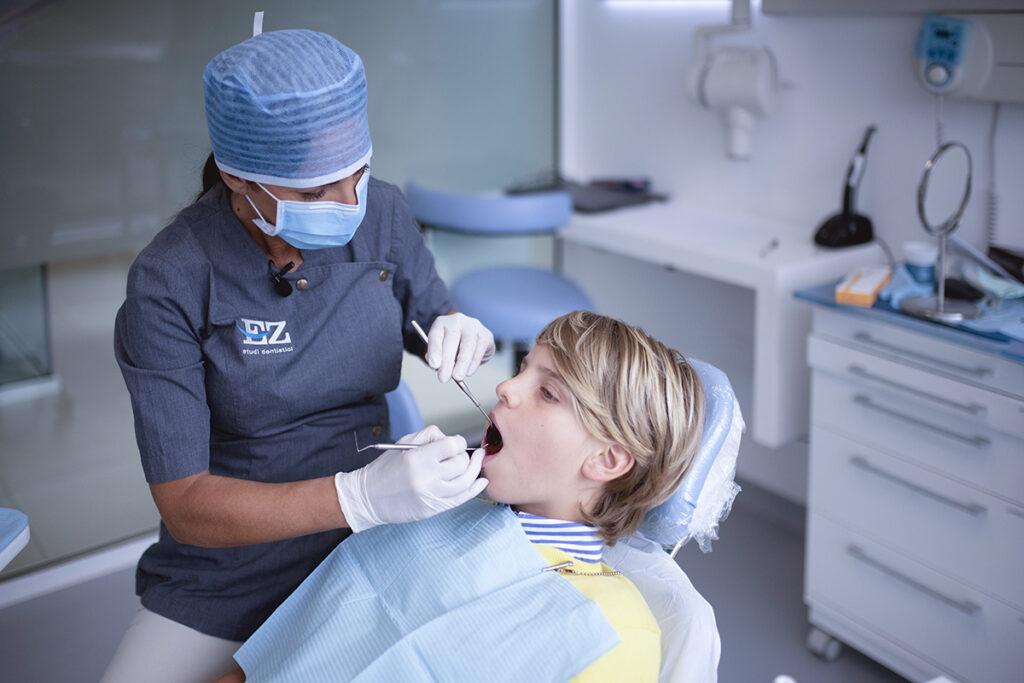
[0,0,555,576]
[0,264,51,386]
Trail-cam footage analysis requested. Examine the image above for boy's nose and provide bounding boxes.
[496,377,517,407]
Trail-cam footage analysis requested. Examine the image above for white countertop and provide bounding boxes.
[563,201,875,288]
[562,201,883,447]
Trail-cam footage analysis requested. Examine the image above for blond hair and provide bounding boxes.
[536,311,705,544]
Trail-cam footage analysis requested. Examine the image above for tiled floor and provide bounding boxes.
[676,483,906,683]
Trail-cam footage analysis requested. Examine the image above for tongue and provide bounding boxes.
[484,424,503,455]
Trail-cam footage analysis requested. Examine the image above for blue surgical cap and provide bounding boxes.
[203,29,372,188]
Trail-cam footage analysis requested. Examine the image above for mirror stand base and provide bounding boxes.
[901,295,981,323]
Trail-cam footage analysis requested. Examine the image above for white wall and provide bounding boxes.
[559,1,1023,503]
[560,2,1023,255]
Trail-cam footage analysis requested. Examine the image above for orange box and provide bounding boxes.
[835,266,892,307]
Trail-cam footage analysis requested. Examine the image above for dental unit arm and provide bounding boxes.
[688,0,779,160]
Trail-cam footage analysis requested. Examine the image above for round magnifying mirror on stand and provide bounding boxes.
[901,141,979,323]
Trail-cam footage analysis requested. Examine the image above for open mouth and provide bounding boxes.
[483,419,503,456]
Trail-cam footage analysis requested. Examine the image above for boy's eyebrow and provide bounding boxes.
[521,355,567,387]
[537,365,568,387]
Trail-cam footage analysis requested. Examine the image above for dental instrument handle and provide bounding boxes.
[410,319,493,427]
[453,378,493,427]
[410,319,431,346]
[369,443,419,451]
[361,442,475,454]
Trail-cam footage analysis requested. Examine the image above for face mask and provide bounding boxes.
[246,169,369,250]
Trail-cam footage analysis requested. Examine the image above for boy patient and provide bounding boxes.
[215,311,705,682]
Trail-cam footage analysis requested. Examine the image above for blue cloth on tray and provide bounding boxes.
[879,265,1024,342]
[878,264,933,310]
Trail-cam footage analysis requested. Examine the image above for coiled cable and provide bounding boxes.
[985,102,1000,248]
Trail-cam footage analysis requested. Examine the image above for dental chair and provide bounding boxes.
[606,358,743,682]
[404,181,593,370]
[386,359,743,682]
[384,379,424,441]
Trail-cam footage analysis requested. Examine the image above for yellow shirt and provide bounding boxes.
[534,544,662,682]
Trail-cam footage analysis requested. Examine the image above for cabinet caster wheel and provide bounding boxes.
[806,627,843,662]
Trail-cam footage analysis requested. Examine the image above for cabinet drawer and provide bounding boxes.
[806,514,1024,683]
[812,307,1024,400]
[810,427,1024,609]
[808,334,1024,440]
[810,372,1024,505]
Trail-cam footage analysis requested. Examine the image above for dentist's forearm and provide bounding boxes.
[149,471,346,547]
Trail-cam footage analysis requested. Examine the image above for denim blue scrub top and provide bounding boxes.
[114,178,451,640]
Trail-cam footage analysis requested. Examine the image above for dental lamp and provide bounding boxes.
[688,0,779,160]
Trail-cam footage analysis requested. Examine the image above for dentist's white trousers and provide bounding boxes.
[101,607,242,683]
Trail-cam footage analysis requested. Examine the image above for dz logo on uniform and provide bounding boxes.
[237,318,292,345]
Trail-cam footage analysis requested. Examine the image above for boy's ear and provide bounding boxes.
[581,444,635,483]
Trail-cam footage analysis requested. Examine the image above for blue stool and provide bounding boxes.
[405,181,593,370]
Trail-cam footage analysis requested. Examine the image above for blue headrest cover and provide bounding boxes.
[636,359,737,548]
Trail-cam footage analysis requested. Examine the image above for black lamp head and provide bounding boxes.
[814,212,873,248]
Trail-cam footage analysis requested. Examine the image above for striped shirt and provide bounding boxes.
[517,511,603,564]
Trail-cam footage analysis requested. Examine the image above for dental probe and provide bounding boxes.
[410,320,494,428]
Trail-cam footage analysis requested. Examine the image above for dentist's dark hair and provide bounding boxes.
[197,152,222,200]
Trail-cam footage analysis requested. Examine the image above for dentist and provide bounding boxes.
[105,22,492,683]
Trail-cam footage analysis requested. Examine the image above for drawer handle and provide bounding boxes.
[852,332,993,377]
[853,395,991,448]
[850,455,987,517]
[847,544,981,616]
[847,366,987,417]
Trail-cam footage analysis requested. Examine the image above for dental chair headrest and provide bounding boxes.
[636,358,743,555]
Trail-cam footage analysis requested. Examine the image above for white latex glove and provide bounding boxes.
[335,425,488,533]
[425,312,495,383]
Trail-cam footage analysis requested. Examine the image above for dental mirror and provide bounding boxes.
[901,141,979,323]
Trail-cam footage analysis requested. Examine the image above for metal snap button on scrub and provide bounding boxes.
[372,425,383,437]
[296,278,309,291]
[379,270,389,282]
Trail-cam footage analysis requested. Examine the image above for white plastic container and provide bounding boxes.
[904,241,938,284]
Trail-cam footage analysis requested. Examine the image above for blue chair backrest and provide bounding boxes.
[636,358,740,551]
[385,380,425,441]
[405,181,572,235]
